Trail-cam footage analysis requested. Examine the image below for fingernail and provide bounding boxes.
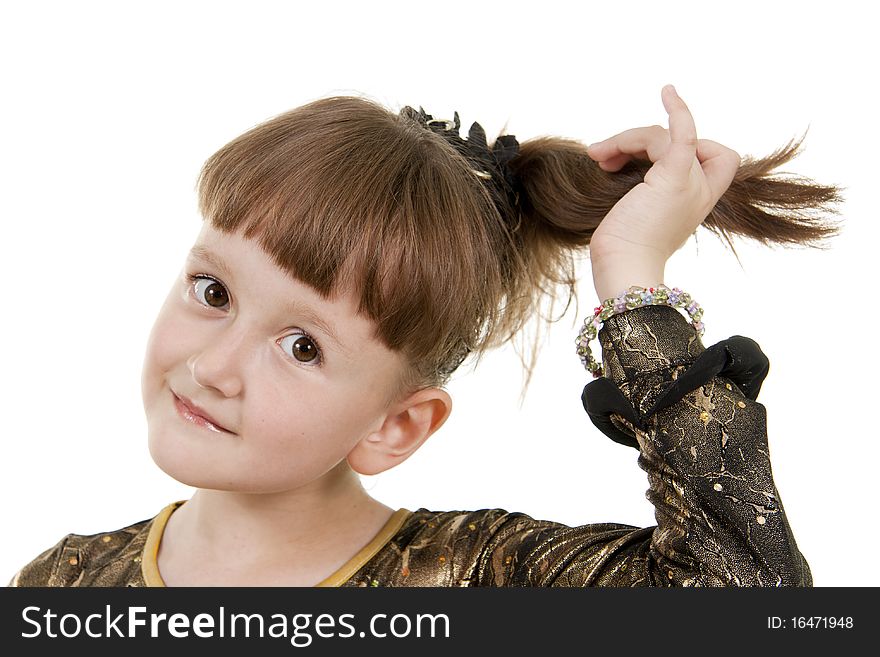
[667,84,678,96]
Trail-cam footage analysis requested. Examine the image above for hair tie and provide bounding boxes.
[575,284,705,378]
[399,105,522,218]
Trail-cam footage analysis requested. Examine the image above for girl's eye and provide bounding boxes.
[189,275,229,309]
[278,333,323,366]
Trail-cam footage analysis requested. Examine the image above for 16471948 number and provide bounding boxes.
[767,617,854,629]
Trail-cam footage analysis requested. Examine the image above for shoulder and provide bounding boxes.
[400,508,558,538]
[391,508,550,547]
[9,514,156,587]
[385,508,647,587]
[347,508,573,586]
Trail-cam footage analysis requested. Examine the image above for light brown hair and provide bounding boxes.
[196,95,844,406]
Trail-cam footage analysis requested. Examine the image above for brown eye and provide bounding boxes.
[192,276,229,308]
[279,333,322,366]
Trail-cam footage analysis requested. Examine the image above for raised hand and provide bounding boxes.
[587,85,741,300]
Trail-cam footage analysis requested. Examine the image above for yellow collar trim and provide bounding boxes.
[314,507,411,587]
[141,500,185,587]
[141,500,411,587]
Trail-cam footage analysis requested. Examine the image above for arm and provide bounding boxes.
[589,303,810,585]
[472,303,810,586]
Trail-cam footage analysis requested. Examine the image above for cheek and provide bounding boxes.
[141,296,193,399]
[241,382,372,464]
[247,385,343,448]
[219,398,338,491]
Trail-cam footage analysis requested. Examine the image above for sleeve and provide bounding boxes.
[477,303,812,587]
[7,535,74,587]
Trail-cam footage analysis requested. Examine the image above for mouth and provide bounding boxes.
[172,391,233,434]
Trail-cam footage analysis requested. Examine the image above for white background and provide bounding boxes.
[1,1,874,586]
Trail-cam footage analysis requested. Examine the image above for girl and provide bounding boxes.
[10,85,840,587]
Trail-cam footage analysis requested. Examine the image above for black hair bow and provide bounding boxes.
[400,106,522,219]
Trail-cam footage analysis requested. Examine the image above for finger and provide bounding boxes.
[589,86,697,168]
[594,153,634,171]
[657,85,698,180]
[593,138,739,175]
[696,139,741,200]
[695,138,740,165]
[588,125,669,164]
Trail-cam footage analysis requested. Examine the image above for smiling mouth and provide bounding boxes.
[172,393,232,434]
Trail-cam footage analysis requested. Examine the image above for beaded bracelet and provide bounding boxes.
[575,284,705,378]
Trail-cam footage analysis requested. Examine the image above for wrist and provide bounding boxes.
[590,250,666,301]
[599,304,706,386]
[592,266,666,301]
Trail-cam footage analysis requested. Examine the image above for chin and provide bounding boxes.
[145,422,224,487]
[146,430,288,494]
[147,430,211,489]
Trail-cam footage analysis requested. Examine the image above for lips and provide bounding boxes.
[172,391,233,434]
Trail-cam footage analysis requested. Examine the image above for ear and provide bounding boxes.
[347,387,453,476]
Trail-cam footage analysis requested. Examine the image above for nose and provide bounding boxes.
[187,325,249,398]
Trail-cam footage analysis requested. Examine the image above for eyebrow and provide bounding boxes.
[187,245,350,357]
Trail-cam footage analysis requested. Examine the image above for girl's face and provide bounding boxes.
[141,222,409,493]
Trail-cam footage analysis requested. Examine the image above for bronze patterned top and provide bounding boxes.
[9,305,812,587]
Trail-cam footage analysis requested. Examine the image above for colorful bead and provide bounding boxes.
[576,284,706,378]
